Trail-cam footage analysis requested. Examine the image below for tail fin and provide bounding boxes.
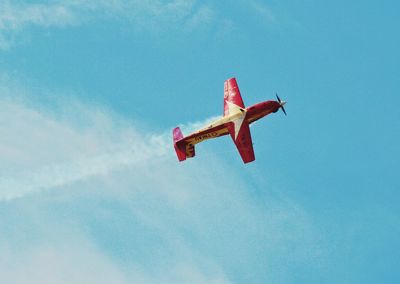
[173,127,186,161]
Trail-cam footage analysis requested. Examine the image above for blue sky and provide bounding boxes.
[0,0,399,283]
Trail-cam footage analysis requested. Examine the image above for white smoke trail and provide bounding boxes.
[0,136,167,201]
[0,97,219,201]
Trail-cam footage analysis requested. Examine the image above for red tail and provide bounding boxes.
[173,127,186,161]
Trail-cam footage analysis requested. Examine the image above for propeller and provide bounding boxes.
[276,93,287,115]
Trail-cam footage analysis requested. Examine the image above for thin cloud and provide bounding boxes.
[248,0,276,23]
[0,2,76,29]
[184,5,215,32]
[0,0,215,49]
[0,239,230,284]
[0,1,76,49]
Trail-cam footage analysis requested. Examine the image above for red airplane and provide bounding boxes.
[173,78,286,163]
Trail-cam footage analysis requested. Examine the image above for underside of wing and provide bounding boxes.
[227,119,255,163]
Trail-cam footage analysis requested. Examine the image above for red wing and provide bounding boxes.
[227,119,255,163]
[224,78,245,116]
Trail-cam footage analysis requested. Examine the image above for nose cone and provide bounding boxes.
[280,101,286,106]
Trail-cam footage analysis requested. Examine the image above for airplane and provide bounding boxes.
[173,78,286,163]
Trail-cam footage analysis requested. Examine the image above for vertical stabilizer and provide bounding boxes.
[173,127,187,161]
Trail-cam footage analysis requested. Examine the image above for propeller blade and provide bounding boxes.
[281,105,287,116]
[276,93,281,103]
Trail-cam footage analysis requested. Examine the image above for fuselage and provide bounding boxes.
[185,100,281,146]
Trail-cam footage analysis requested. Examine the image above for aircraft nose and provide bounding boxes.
[280,101,286,106]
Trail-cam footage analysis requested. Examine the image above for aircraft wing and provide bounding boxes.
[227,118,255,163]
[224,78,245,116]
